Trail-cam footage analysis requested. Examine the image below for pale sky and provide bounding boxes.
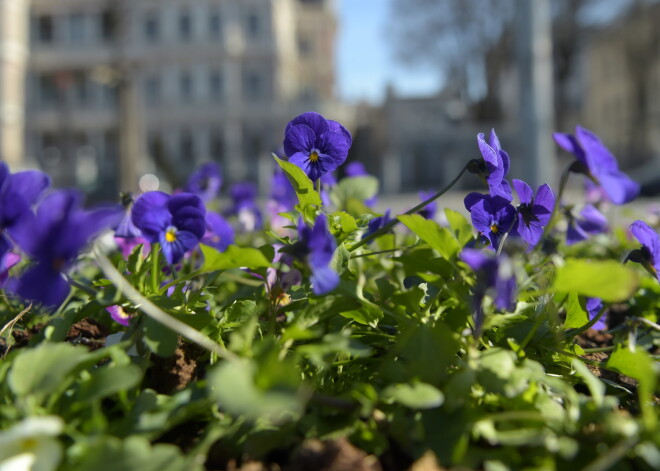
[336,0,441,104]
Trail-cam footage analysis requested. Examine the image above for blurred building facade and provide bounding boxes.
[583,1,660,171]
[24,0,350,198]
[0,0,29,170]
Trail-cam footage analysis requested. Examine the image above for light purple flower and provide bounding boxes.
[565,205,608,245]
[202,211,234,252]
[465,193,517,250]
[477,130,512,201]
[587,298,606,331]
[106,305,132,327]
[628,220,660,280]
[185,162,222,202]
[554,126,639,204]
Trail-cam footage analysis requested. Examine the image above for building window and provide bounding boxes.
[180,72,193,100]
[246,12,259,39]
[100,10,116,42]
[37,15,55,43]
[243,71,262,101]
[73,72,89,107]
[179,9,192,40]
[39,74,58,107]
[144,76,161,106]
[69,13,85,43]
[210,130,224,161]
[209,11,222,39]
[180,130,195,160]
[209,71,223,101]
[144,14,159,42]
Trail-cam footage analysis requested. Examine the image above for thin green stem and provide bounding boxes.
[150,243,160,294]
[582,346,616,353]
[351,248,406,259]
[350,160,474,252]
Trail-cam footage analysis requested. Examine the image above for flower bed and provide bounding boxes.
[0,113,658,471]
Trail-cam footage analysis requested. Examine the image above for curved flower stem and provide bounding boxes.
[94,243,238,361]
[541,163,573,242]
[349,160,475,252]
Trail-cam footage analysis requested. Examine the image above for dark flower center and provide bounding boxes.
[490,223,499,234]
[518,203,539,226]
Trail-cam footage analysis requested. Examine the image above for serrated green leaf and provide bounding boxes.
[398,214,460,260]
[382,382,444,409]
[273,155,322,208]
[553,259,639,302]
[200,244,271,272]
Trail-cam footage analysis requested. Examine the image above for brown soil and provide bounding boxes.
[144,337,206,394]
[66,318,109,350]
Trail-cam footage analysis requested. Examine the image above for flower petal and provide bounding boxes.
[512,179,534,204]
[285,112,329,137]
[598,171,640,205]
[7,170,51,206]
[283,124,317,158]
[311,266,339,295]
[15,264,70,308]
[553,132,586,164]
[132,191,172,242]
[575,126,618,173]
[318,131,351,166]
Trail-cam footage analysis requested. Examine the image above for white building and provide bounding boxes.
[25,0,350,198]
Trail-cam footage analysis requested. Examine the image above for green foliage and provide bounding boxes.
[553,259,640,302]
[273,155,322,209]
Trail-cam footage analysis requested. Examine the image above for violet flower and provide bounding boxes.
[293,214,339,295]
[106,305,132,327]
[283,111,352,182]
[565,204,608,245]
[0,252,20,288]
[512,179,555,247]
[0,162,50,262]
[461,248,516,334]
[11,190,122,307]
[418,191,438,220]
[587,297,606,331]
[477,130,512,200]
[228,182,262,232]
[362,209,392,241]
[185,162,222,202]
[202,211,234,252]
[464,193,517,250]
[628,220,660,280]
[554,126,639,204]
[131,191,206,265]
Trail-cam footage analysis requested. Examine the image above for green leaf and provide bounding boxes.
[340,305,383,326]
[225,300,258,323]
[8,343,87,401]
[571,359,605,407]
[445,208,473,246]
[207,358,303,423]
[398,214,460,260]
[336,211,358,233]
[330,176,379,210]
[200,244,271,273]
[143,316,178,357]
[382,382,444,409]
[72,436,190,471]
[273,155,322,208]
[553,259,639,302]
[563,293,589,329]
[330,243,351,275]
[75,364,143,403]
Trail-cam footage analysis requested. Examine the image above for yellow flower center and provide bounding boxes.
[165,227,177,243]
[309,151,319,162]
[490,224,499,234]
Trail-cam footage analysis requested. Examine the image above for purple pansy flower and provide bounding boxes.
[185,162,222,202]
[628,220,660,280]
[131,191,206,265]
[362,209,392,241]
[586,297,606,331]
[0,163,50,262]
[418,191,438,220]
[565,204,608,245]
[461,248,516,334]
[294,214,339,295]
[512,179,555,247]
[0,252,20,288]
[477,130,512,200]
[283,111,352,182]
[554,126,639,204]
[11,190,122,307]
[228,182,262,232]
[270,167,297,211]
[107,305,132,327]
[464,193,517,251]
[202,211,234,252]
